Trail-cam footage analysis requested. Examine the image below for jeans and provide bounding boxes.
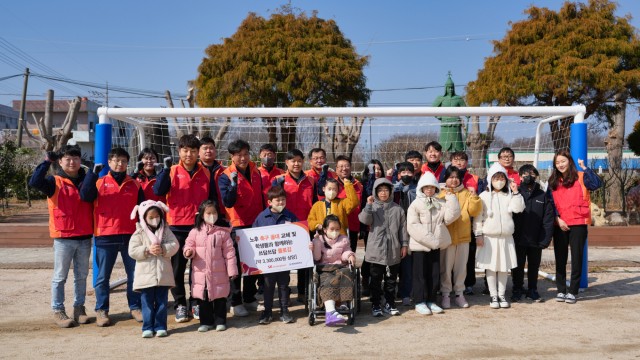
[51,238,91,311]
[140,286,169,332]
[94,235,140,311]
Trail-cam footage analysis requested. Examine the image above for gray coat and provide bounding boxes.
[358,178,408,266]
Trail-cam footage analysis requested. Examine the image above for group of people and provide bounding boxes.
[30,135,602,337]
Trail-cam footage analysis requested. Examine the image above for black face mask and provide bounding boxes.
[400,175,413,184]
[522,175,536,185]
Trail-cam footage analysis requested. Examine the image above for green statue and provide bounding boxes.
[433,72,466,153]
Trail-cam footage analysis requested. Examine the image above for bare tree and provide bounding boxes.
[466,115,500,178]
[27,90,82,152]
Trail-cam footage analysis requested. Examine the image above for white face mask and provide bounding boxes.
[324,189,337,201]
[204,214,217,225]
[492,180,506,190]
[147,218,160,227]
[326,230,340,240]
[271,204,284,213]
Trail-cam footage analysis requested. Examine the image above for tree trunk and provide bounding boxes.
[332,117,365,163]
[165,90,184,139]
[44,90,53,140]
[465,115,499,178]
[54,97,82,151]
[214,117,231,147]
[549,118,572,152]
[605,92,627,211]
[264,118,278,147]
[280,117,297,152]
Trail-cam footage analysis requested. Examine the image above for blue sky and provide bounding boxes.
[0,0,638,133]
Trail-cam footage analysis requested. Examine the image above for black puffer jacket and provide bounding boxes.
[513,182,555,248]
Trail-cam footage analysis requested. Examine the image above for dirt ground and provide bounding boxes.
[1,265,640,360]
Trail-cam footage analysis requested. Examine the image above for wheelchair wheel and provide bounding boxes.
[308,312,316,326]
[347,314,355,326]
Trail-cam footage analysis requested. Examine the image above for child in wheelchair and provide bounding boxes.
[310,215,356,326]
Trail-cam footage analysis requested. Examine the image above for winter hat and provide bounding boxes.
[416,172,441,210]
[130,200,169,246]
[485,162,509,218]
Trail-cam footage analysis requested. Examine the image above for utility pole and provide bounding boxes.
[16,67,30,147]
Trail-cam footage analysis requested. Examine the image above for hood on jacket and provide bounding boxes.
[416,172,440,198]
[130,200,170,245]
[485,162,511,218]
[373,178,393,204]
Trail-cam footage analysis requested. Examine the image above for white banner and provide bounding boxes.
[236,222,313,276]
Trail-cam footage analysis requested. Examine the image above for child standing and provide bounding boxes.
[253,186,298,324]
[183,200,238,332]
[307,178,358,235]
[311,215,356,326]
[393,161,418,306]
[407,172,460,315]
[474,163,525,309]
[128,200,178,338]
[359,178,409,317]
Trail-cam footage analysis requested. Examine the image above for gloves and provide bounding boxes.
[230,171,238,186]
[321,164,329,175]
[93,163,104,174]
[154,162,164,174]
[46,151,59,162]
[367,163,375,175]
[131,161,144,179]
[276,176,285,187]
[163,156,173,169]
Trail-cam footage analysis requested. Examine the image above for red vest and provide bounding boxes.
[94,174,140,236]
[259,165,285,203]
[421,162,445,180]
[223,162,263,227]
[136,174,165,203]
[166,162,211,226]
[276,172,315,221]
[551,172,591,226]
[462,172,479,193]
[305,168,337,201]
[47,176,94,238]
[337,178,363,232]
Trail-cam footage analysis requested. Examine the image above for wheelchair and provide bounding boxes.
[306,264,361,326]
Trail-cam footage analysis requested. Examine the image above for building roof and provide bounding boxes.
[11,98,97,113]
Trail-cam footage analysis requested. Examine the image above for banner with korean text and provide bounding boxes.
[236,222,313,276]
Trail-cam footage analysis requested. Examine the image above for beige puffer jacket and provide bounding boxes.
[128,222,179,291]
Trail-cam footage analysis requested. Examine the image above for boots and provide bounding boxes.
[96,310,111,327]
[53,310,76,328]
[73,306,90,324]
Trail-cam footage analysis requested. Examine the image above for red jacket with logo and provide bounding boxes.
[259,165,285,203]
[166,162,211,226]
[421,162,445,180]
[94,173,140,236]
[551,172,591,226]
[135,174,165,203]
[223,162,263,227]
[274,172,315,221]
[48,176,94,238]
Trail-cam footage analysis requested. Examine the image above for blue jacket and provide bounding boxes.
[252,207,299,228]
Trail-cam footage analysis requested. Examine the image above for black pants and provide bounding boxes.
[230,240,258,306]
[512,245,543,291]
[170,231,191,309]
[264,271,290,314]
[361,231,370,282]
[464,232,477,288]
[198,293,227,326]
[412,250,440,304]
[553,225,588,295]
[369,263,400,307]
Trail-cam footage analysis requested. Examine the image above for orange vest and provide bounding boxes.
[166,162,211,226]
[276,172,315,221]
[136,175,165,203]
[47,176,94,238]
[259,165,285,203]
[94,174,140,236]
[337,178,363,232]
[223,162,263,227]
[551,172,591,226]
[421,162,445,180]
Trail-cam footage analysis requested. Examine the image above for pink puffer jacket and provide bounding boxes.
[184,224,238,301]
[312,234,355,265]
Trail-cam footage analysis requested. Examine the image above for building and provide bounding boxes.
[0,104,18,131]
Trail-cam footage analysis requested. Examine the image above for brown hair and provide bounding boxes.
[548,149,578,191]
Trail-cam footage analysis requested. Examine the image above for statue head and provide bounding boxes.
[444,72,456,96]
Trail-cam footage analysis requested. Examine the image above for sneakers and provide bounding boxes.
[198,325,213,332]
[565,293,577,304]
[142,330,154,338]
[415,302,432,315]
[53,310,76,328]
[96,310,111,327]
[383,303,400,316]
[216,325,227,331]
[426,302,444,314]
[526,289,543,302]
[511,288,523,303]
[463,287,474,296]
[556,293,566,302]
[401,297,412,307]
[73,306,89,324]
[192,305,200,320]
[280,308,294,323]
[244,301,263,312]
[325,310,347,326]
[258,311,273,325]
[231,304,249,317]
[441,296,451,309]
[499,296,510,308]
[490,296,500,309]
[130,309,143,323]
[455,295,470,308]
[371,305,383,317]
[156,330,168,337]
[175,305,189,323]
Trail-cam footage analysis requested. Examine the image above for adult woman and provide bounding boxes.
[547,150,602,304]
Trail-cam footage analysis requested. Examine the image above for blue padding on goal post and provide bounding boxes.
[570,122,589,289]
[93,123,112,287]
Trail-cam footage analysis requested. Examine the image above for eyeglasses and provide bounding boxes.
[499,155,514,160]
[336,165,351,170]
[311,156,326,161]
[109,159,128,164]
[377,188,390,193]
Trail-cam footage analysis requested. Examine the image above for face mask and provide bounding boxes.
[400,175,413,184]
[147,218,160,227]
[326,230,340,239]
[204,214,217,225]
[271,204,284,213]
[492,180,506,190]
[325,189,337,201]
[261,157,274,167]
[522,175,536,185]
